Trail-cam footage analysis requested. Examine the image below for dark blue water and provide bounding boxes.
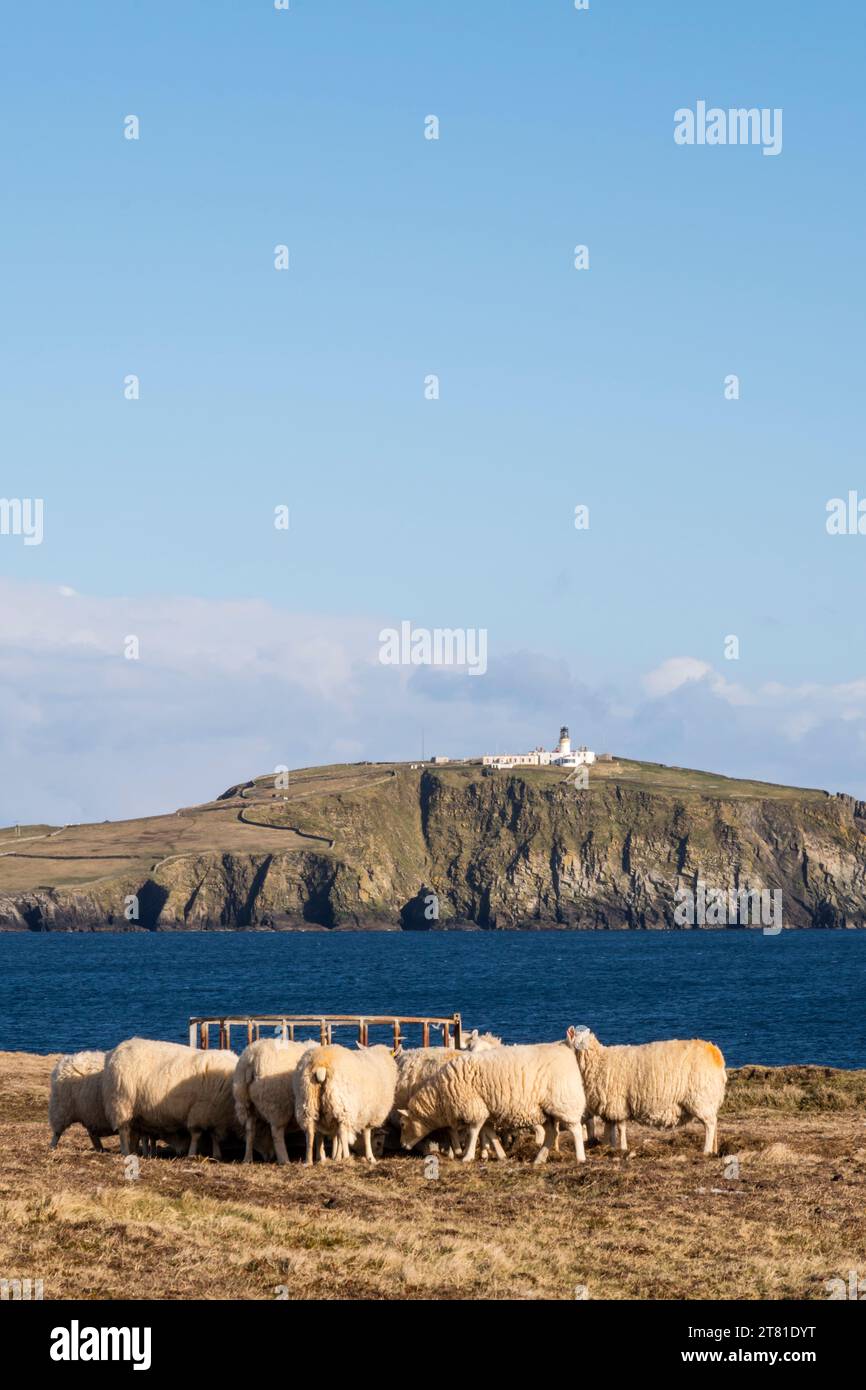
[0,931,864,1067]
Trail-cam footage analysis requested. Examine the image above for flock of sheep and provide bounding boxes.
[48,1026,728,1165]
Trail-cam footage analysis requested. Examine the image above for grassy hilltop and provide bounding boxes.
[1,758,865,930]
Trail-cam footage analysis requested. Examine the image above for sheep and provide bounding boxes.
[233,1038,313,1164]
[392,1031,501,1118]
[392,1030,503,1158]
[398,1040,588,1164]
[49,1051,112,1151]
[294,1043,397,1165]
[103,1037,239,1159]
[567,1026,727,1154]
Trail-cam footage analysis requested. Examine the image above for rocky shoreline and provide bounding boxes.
[3,769,866,932]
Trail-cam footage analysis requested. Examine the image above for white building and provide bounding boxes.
[482,726,595,771]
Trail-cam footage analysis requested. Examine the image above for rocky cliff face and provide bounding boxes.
[2,769,866,931]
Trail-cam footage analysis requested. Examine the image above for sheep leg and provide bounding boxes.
[49,1131,61,1150]
[87,1130,104,1153]
[567,1122,586,1164]
[604,1121,618,1149]
[272,1124,291,1166]
[319,1135,331,1161]
[303,1126,315,1166]
[552,1123,562,1154]
[460,1121,484,1162]
[243,1117,256,1163]
[617,1122,628,1153]
[532,1118,558,1165]
[211,1134,222,1161]
[118,1122,134,1157]
[703,1117,717,1155]
[336,1123,354,1160]
[480,1123,508,1156]
[188,1129,201,1158]
[363,1128,377,1164]
[449,1127,463,1156]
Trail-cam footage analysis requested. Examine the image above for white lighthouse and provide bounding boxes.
[551,725,595,769]
[481,725,595,770]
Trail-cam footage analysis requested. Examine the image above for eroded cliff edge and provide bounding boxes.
[2,762,865,930]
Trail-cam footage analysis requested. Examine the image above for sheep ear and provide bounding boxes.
[468,1028,479,1041]
[396,1108,410,1120]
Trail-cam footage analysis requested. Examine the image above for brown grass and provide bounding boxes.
[2,1052,865,1301]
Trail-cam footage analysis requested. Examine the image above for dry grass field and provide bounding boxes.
[2,1052,865,1301]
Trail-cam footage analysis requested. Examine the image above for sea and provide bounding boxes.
[0,929,864,1067]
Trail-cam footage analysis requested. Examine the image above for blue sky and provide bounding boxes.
[2,2,866,821]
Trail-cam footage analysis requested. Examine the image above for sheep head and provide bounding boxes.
[396,1107,429,1151]
[567,1025,597,1054]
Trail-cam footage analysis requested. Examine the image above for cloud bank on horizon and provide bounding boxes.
[1,579,864,826]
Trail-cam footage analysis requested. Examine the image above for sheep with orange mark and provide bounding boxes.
[294,1043,397,1165]
[567,1027,726,1154]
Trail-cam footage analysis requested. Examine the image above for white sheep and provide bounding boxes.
[392,1031,501,1117]
[103,1037,239,1158]
[294,1043,397,1165]
[463,1029,502,1051]
[392,1030,503,1157]
[398,1040,588,1164]
[49,1051,112,1151]
[568,1026,727,1154]
[233,1038,313,1164]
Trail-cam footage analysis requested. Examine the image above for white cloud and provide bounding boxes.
[1,583,866,823]
[643,657,711,697]
[644,657,756,709]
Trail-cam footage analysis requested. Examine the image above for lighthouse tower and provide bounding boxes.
[557,725,571,757]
